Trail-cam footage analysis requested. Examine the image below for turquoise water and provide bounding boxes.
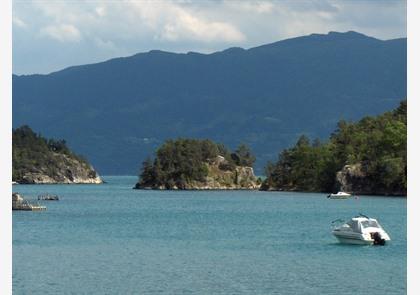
[13,176,406,294]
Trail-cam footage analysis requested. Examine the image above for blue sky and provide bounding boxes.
[13,0,406,75]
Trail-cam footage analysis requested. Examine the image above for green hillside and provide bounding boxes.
[13,126,101,184]
[262,101,407,195]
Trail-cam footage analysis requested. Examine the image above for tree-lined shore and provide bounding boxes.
[12,126,102,184]
[135,101,406,195]
[13,101,406,196]
[262,101,406,195]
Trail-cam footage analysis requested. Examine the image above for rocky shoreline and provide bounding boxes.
[14,153,102,184]
[13,126,103,185]
[261,163,406,196]
[335,164,406,196]
[16,176,102,185]
[135,155,261,190]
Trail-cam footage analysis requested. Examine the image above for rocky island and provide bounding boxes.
[134,139,260,190]
[13,125,102,184]
[261,101,407,196]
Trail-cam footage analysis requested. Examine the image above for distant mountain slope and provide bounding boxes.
[13,31,406,175]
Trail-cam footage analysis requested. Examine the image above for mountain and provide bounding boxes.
[12,31,406,175]
[13,125,102,184]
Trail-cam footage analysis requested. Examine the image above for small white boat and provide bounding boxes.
[332,215,391,245]
[327,191,352,199]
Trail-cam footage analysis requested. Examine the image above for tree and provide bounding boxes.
[231,144,256,167]
[139,157,155,186]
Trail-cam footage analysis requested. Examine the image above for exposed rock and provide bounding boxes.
[193,164,260,190]
[17,153,102,184]
[12,193,24,204]
[135,155,260,190]
[13,125,102,184]
[336,163,405,196]
[259,183,286,192]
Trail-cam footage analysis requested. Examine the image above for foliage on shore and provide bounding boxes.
[137,139,256,189]
[262,101,407,195]
[13,125,98,182]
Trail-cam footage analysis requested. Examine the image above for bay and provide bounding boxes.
[13,176,406,294]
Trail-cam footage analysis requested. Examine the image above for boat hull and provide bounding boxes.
[328,195,351,199]
[332,230,375,245]
[327,193,351,199]
[333,235,373,245]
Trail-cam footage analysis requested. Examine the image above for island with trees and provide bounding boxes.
[13,125,102,184]
[134,139,260,190]
[261,101,407,196]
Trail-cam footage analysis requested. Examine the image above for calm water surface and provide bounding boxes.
[13,176,406,294]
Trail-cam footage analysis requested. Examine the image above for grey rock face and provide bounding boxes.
[336,164,368,193]
[18,153,102,184]
[335,163,405,196]
[135,156,260,190]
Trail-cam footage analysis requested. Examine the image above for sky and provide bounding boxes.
[13,0,407,75]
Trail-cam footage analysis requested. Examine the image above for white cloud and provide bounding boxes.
[95,6,106,17]
[40,24,81,43]
[12,0,406,74]
[94,37,117,51]
[122,1,245,43]
[157,6,245,42]
[13,16,27,28]
[226,1,275,14]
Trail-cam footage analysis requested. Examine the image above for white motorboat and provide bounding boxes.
[331,215,391,245]
[327,191,352,199]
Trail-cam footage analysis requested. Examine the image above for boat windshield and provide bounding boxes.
[361,220,380,228]
[346,220,362,233]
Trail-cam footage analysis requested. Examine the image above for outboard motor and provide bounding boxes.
[372,232,386,246]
